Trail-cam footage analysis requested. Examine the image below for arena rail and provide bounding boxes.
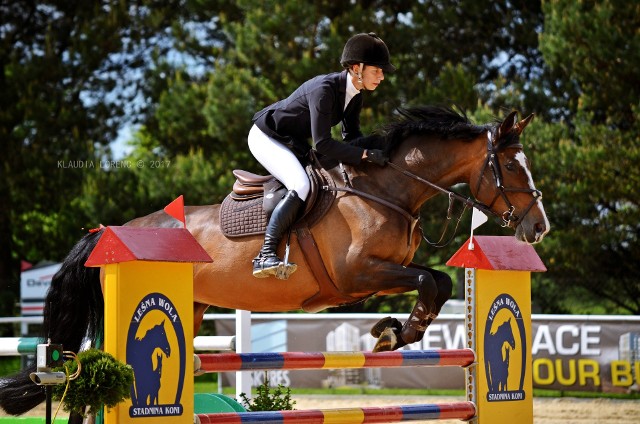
[0,336,235,356]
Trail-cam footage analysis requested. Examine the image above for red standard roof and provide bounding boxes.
[446,236,546,272]
[85,226,213,267]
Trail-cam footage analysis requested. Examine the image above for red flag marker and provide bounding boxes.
[164,195,186,228]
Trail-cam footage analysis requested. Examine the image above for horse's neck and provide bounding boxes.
[348,135,485,214]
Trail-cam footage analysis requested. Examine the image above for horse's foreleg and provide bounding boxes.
[372,272,436,352]
[398,263,452,345]
[370,264,451,352]
[402,263,453,338]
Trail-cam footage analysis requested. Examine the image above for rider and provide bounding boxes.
[249,32,396,279]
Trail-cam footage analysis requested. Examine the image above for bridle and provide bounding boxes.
[387,130,542,227]
[473,130,542,228]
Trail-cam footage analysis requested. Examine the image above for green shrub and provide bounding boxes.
[52,349,134,416]
[238,373,296,411]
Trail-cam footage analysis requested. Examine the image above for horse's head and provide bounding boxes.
[472,111,550,244]
[147,320,171,357]
[499,318,516,350]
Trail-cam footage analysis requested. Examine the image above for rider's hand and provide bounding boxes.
[364,149,389,166]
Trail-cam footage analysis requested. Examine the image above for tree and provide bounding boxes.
[0,0,224,315]
[532,0,640,314]
[6,0,637,318]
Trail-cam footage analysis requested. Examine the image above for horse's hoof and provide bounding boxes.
[373,327,397,352]
[275,263,297,280]
[370,316,402,338]
[194,354,205,376]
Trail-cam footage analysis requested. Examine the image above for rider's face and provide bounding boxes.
[352,65,385,91]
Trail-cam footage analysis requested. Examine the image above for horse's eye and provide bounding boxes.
[505,162,516,171]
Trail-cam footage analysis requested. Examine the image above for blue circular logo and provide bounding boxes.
[483,293,527,402]
[126,293,186,417]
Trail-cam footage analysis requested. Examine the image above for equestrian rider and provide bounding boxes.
[248,32,396,279]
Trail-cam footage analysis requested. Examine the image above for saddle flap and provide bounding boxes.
[232,180,264,196]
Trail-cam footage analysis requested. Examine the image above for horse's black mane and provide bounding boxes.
[348,105,521,157]
[379,105,492,154]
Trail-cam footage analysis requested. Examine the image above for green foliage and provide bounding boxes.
[52,349,134,416]
[238,374,296,411]
[531,0,640,314]
[0,0,227,314]
[539,0,639,125]
[2,0,638,317]
[526,109,640,314]
[153,72,213,156]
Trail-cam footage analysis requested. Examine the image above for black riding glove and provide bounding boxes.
[364,149,388,166]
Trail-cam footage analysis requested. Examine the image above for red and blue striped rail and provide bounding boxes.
[196,401,476,423]
[196,349,475,372]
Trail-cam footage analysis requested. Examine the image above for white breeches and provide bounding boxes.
[248,125,311,201]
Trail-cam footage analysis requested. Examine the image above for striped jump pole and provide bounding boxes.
[0,337,40,356]
[195,349,475,373]
[196,402,476,423]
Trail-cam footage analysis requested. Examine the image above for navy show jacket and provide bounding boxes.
[252,70,366,165]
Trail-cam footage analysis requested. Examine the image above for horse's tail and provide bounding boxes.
[0,229,105,415]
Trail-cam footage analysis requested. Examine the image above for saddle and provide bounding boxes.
[220,163,335,237]
[219,162,360,312]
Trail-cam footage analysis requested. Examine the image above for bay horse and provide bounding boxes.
[0,106,549,415]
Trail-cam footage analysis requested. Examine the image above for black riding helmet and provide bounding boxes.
[340,32,396,73]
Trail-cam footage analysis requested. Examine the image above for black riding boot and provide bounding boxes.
[253,190,304,278]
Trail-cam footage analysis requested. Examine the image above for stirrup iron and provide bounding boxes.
[276,230,296,280]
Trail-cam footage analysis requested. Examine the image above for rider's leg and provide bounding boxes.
[248,125,310,278]
[253,190,304,277]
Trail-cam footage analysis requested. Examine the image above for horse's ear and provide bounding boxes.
[514,113,534,135]
[498,111,519,138]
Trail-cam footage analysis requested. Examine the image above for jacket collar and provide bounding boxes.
[338,70,348,93]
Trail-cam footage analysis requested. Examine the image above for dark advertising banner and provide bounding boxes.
[215,314,639,393]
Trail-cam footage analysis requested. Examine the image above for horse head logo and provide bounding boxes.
[126,293,187,417]
[483,293,528,402]
[130,320,171,407]
[486,318,515,392]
